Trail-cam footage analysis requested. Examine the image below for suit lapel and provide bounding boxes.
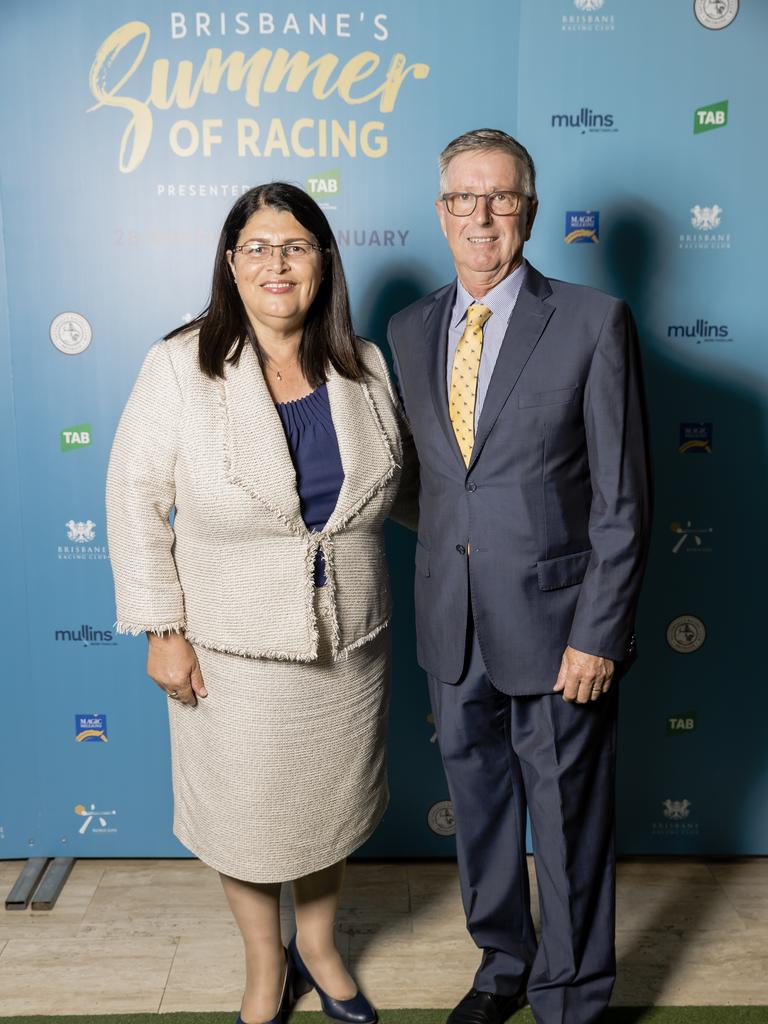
[222,342,304,531]
[423,282,465,467]
[323,364,396,533]
[468,266,555,472]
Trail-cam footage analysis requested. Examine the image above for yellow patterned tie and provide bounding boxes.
[449,303,492,466]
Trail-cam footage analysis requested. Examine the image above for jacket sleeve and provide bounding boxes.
[567,300,651,662]
[106,342,186,636]
[371,334,419,533]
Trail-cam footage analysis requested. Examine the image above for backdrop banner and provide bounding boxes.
[1,0,765,860]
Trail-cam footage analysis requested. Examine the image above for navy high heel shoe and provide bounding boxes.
[287,934,377,1024]
[235,947,292,1024]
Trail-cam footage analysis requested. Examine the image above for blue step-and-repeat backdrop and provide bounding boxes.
[1,0,766,860]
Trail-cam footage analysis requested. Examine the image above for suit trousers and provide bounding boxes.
[427,611,618,1024]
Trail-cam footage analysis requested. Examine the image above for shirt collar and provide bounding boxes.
[452,259,528,329]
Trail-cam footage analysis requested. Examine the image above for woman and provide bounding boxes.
[106,183,417,1024]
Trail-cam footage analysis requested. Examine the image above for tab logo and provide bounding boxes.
[667,713,697,735]
[61,423,92,452]
[694,100,728,134]
[305,169,340,210]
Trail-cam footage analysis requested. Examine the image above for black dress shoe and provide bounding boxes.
[446,988,527,1024]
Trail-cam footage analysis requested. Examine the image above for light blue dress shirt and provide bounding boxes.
[446,260,527,431]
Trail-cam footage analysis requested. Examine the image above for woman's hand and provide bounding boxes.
[146,633,208,706]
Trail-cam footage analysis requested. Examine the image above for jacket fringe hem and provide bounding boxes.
[114,619,187,637]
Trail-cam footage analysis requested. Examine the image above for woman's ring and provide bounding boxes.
[168,689,179,699]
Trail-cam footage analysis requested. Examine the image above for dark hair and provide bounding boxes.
[166,182,364,383]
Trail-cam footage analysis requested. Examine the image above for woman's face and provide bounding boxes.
[226,206,323,336]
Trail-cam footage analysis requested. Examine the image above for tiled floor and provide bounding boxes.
[0,857,766,1015]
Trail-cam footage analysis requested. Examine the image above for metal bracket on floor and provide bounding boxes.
[4,857,76,911]
[4,857,50,910]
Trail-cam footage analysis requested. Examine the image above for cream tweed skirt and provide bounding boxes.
[167,587,390,882]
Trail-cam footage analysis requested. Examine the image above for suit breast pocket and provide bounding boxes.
[518,386,579,409]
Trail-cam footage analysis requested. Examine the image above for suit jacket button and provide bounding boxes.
[466,482,477,492]
[456,544,466,555]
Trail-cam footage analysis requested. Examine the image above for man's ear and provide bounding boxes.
[435,199,449,240]
[525,198,539,242]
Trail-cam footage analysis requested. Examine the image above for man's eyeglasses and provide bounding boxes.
[231,241,323,262]
[440,191,531,217]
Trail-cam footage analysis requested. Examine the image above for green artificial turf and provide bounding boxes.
[1,1011,766,1023]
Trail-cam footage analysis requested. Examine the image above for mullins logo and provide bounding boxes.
[55,625,117,647]
[667,320,733,344]
[694,100,728,134]
[551,108,617,133]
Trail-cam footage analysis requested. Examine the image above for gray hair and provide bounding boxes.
[438,129,536,198]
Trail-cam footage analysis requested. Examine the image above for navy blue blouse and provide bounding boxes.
[275,384,344,587]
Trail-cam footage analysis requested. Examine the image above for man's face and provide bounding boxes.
[436,149,537,293]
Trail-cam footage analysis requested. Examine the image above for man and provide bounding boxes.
[387,129,650,1024]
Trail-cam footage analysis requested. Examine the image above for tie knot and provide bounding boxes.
[466,303,492,330]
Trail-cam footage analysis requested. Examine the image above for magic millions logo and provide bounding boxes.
[678,422,712,454]
[562,0,615,32]
[564,211,599,244]
[653,798,699,836]
[75,714,109,743]
[551,108,617,133]
[679,204,731,250]
[58,520,109,561]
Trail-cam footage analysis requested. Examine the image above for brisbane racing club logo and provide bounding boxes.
[59,519,109,561]
[563,0,614,31]
[49,313,92,355]
[663,799,691,820]
[678,423,712,454]
[680,205,730,250]
[75,714,109,743]
[666,615,707,654]
[653,797,698,836]
[694,100,728,134]
[565,211,599,244]
[74,803,117,834]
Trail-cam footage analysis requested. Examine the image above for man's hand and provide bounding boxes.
[553,646,614,704]
[146,633,207,706]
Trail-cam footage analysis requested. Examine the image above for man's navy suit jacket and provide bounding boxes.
[387,262,651,695]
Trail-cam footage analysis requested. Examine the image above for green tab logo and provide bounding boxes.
[305,169,341,198]
[666,712,697,735]
[694,100,728,134]
[60,423,92,452]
